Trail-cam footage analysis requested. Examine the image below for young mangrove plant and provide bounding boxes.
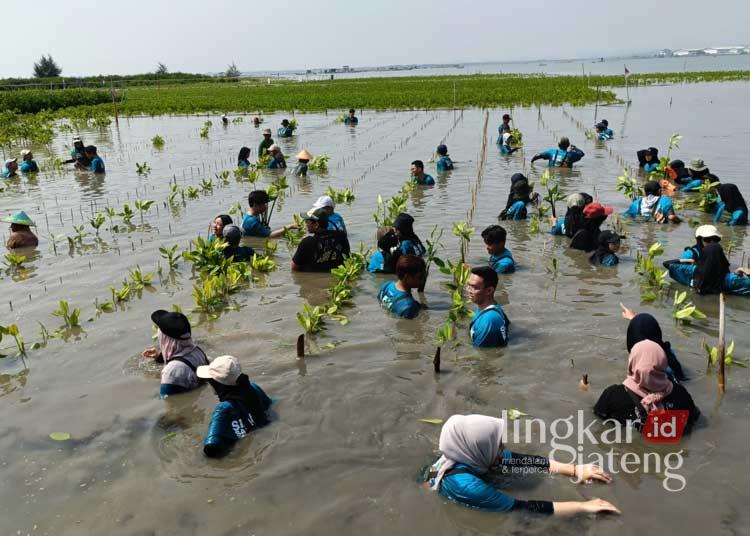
[3,252,26,269]
[159,244,180,270]
[0,324,26,358]
[539,169,566,218]
[151,135,165,149]
[296,303,327,334]
[452,221,474,264]
[104,206,118,231]
[249,254,276,273]
[119,204,135,225]
[52,300,82,329]
[182,236,231,276]
[135,162,152,176]
[419,225,445,292]
[615,167,640,200]
[308,155,330,173]
[704,339,748,368]
[672,290,706,324]
[199,178,213,193]
[89,213,106,235]
[134,199,155,223]
[325,185,355,205]
[199,120,211,139]
[71,224,90,244]
[635,242,671,302]
[263,175,290,227]
[185,186,200,199]
[215,170,231,185]
[128,265,154,290]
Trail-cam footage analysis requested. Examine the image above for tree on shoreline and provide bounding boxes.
[225,62,240,78]
[33,55,62,78]
[156,62,168,74]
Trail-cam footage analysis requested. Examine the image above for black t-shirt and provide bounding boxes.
[594,383,700,432]
[292,230,350,272]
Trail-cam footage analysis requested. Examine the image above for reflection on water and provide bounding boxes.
[0,83,749,535]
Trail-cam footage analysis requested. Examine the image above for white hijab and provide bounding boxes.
[431,414,505,491]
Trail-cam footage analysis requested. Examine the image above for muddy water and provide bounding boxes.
[2,82,750,535]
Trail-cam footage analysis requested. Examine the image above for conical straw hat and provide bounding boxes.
[296,149,313,160]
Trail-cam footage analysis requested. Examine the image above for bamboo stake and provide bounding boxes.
[296,334,305,359]
[718,292,726,393]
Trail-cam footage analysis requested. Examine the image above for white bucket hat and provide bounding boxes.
[196,355,241,385]
[695,224,721,239]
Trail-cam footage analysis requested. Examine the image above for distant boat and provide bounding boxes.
[538,62,547,66]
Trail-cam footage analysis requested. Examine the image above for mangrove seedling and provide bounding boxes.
[529,215,541,235]
[89,213,106,235]
[308,155,330,173]
[672,291,706,324]
[104,206,118,230]
[296,303,326,334]
[118,204,135,225]
[615,168,640,200]
[72,224,90,244]
[228,201,244,218]
[52,300,81,329]
[199,122,211,139]
[110,282,131,304]
[134,199,155,223]
[199,178,214,193]
[264,239,279,256]
[135,162,151,176]
[216,170,231,185]
[3,252,26,269]
[539,169,566,218]
[325,185,355,205]
[128,265,154,290]
[182,236,231,276]
[151,135,165,149]
[191,276,226,316]
[249,254,276,272]
[94,298,114,315]
[159,244,180,270]
[452,221,474,264]
[704,339,748,368]
[0,324,26,358]
[419,225,445,293]
[185,186,200,199]
[263,175,290,227]
[635,242,671,302]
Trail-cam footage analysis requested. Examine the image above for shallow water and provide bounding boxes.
[2,82,750,535]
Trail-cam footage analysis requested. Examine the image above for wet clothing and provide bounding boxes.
[437,155,454,171]
[1,167,17,179]
[499,132,518,155]
[238,158,251,169]
[597,128,614,140]
[6,229,39,249]
[470,304,510,348]
[426,454,553,514]
[367,237,425,273]
[344,115,359,125]
[624,196,676,222]
[679,179,706,192]
[90,156,105,174]
[413,173,435,186]
[268,155,287,169]
[277,126,294,137]
[499,174,533,220]
[292,230,350,272]
[377,280,421,319]
[293,162,308,177]
[327,212,347,234]
[714,203,748,226]
[714,184,748,226]
[594,251,619,266]
[258,137,274,157]
[663,261,750,295]
[159,346,209,397]
[20,160,39,173]
[241,213,271,237]
[489,249,515,274]
[627,313,687,381]
[533,147,584,167]
[203,377,272,458]
[680,244,702,262]
[594,383,699,432]
[66,147,91,167]
[224,246,255,262]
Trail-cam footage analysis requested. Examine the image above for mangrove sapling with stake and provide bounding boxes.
[263,176,290,227]
[0,324,27,358]
[3,253,26,270]
[104,206,118,231]
[672,290,706,324]
[539,169,566,218]
[71,225,90,244]
[615,167,641,201]
[151,135,165,149]
[134,199,155,223]
[452,221,474,265]
[128,265,155,290]
[118,204,135,225]
[135,162,151,176]
[89,213,106,236]
[159,244,180,270]
[635,242,671,302]
[52,300,82,329]
[419,225,445,293]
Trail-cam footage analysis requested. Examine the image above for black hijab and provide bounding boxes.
[694,243,730,295]
[393,213,425,252]
[717,183,747,213]
[594,230,619,263]
[208,374,269,427]
[504,173,532,209]
[563,206,585,238]
[627,313,687,381]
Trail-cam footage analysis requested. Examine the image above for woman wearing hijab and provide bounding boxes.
[425,414,619,515]
[680,225,722,262]
[664,243,750,295]
[499,173,536,220]
[142,310,209,397]
[636,147,659,173]
[208,214,233,242]
[620,304,687,381]
[368,213,425,273]
[590,231,621,266]
[594,340,700,431]
[714,183,748,226]
[198,355,272,458]
[624,180,680,223]
[570,201,613,251]
[679,158,712,192]
[551,192,588,237]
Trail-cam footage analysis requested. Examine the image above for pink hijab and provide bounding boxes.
[623,340,674,411]
[158,330,196,362]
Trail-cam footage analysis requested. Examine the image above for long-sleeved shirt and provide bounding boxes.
[714,202,747,226]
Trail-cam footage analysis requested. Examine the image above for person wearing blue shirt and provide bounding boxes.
[368,213,425,273]
[267,144,287,169]
[499,125,519,155]
[435,144,454,171]
[467,266,510,347]
[208,214,233,242]
[594,121,613,140]
[308,195,347,234]
[497,113,512,139]
[680,225,721,262]
[277,119,294,138]
[142,310,209,398]
[411,160,435,185]
[237,146,251,169]
[1,158,18,179]
[344,109,359,125]
[222,225,255,262]
[678,158,712,192]
[376,255,425,319]
[664,243,750,295]
[85,146,105,174]
[624,180,680,223]
[591,231,621,266]
[530,137,584,168]
[498,173,537,220]
[242,190,296,238]
[636,147,660,173]
[481,225,515,274]
[425,414,619,516]
[197,355,272,458]
[714,184,748,226]
[19,150,39,173]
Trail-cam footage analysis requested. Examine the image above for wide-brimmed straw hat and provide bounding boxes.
[262,128,272,135]
[687,158,707,172]
[3,211,35,226]
[296,149,313,160]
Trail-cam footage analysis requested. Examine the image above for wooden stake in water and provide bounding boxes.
[594,85,601,123]
[718,292,726,393]
[296,334,305,359]
[433,347,441,373]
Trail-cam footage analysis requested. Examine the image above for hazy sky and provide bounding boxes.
[3,0,749,77]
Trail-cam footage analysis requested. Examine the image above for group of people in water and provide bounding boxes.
[4,110,748,518]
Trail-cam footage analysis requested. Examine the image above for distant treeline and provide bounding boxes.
[0,72,235,90]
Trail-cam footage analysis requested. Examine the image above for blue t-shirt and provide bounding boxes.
[203,383,272,457]
[242,213,271,237]
[238,158,251,169]
[413,173,435,186]
[624,196,675,222]
[714,202,747,226]
[328,212,347,233]
[643,162,659,173]
[665,263,750,295]
[538,147,584,167]
[429,458,516,512]
[90,156,105,173]
[680,246,701,261]
[470,304,510,347]
[268,156,286,169]
[400,238,425,257]
[20,160,39,173]
[596,253,619,266]
[597,129,614,140]
[377,280,421,319]
[344,116,358,125]
[0,168,15,179]
[277,127,294,137]
[489,249,515,274]
[437,156,454,171]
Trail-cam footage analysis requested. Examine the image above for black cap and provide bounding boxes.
[151,310,191,340]
[502,114,511,120]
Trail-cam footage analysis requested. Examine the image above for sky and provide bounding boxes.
[2,0,749,77]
